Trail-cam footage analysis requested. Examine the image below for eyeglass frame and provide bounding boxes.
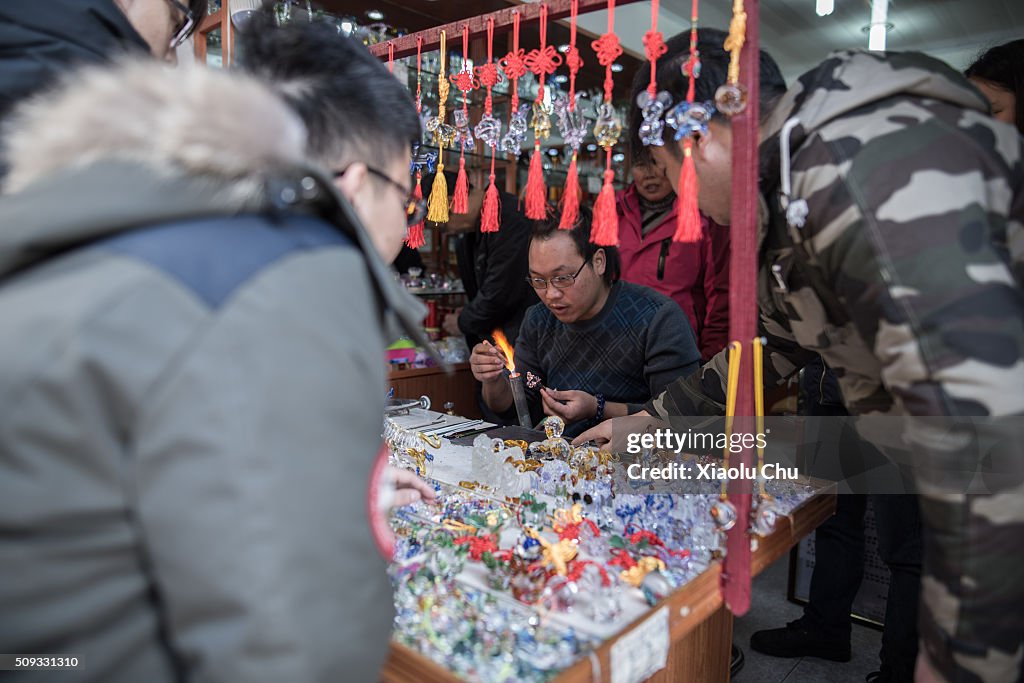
[525,254,594,290]
[165,0,197,49]
[333,166,427,228]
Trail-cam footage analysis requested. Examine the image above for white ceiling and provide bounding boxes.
[571,0,1024,83]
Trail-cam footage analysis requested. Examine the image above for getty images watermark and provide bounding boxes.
[622,428,799,482]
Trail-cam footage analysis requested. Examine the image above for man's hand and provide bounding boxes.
[470,340,507,384]
[540,388,597,422]
[442,309,462,337]
[387,466,437,508]
[572,417,613,447]
[572,411,659,451]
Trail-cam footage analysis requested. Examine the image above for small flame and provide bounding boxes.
[492,329,515,373]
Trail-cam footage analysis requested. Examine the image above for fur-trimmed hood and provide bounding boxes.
[0,59,322,279]
[4,59,309,198]
[0,59,434,356]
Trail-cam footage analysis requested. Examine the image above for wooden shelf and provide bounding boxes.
[388,362,481,419]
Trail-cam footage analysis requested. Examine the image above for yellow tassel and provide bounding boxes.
[427,162,449,223]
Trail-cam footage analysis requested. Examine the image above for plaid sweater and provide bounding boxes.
[512,282,700,437]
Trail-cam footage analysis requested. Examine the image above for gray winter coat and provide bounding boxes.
[0,61,425,681]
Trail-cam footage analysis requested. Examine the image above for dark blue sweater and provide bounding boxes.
[511,281,701,438]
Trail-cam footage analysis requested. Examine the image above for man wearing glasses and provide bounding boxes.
[0,0,204,128]
[470,209,702,439]
[237,10,424,267]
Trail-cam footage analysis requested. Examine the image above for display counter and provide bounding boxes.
[380,409,836,683]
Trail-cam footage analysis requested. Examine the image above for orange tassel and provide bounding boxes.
[452,155,469,214]
[406,176,426,248]
[673,140,702,242]
[524,142,547,220]
[591,167,619,246]
[481,176,500,232]
[558,152,580,230]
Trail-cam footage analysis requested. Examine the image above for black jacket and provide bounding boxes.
[458,192,538,347]
[0,0,148,125]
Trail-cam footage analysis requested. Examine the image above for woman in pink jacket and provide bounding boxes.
[616,153,730,361]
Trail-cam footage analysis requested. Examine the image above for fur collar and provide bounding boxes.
[3,59,308,202]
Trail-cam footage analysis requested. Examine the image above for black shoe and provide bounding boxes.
[749,618,851,662]
[730,645,745,678]
[866,662,914,683]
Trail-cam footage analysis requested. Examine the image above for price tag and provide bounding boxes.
[610,607,669,683]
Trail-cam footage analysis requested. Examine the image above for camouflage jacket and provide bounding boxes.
[648,50,1024,681]
[650,50,1024,446]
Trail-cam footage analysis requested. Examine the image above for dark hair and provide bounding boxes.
[529,207,621,287]
[628,28,787,160]
[237,7,420,169]
[966,39,1024,135]
[187,0,208,25]
[420,170,469,198]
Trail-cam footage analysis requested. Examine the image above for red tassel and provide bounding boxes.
[481,177,500,232]
[406,176,426,249]
[406,222,425,249]
[673,140,702,243]
[591,167,619,246]
[452,155,469,214]
[558,153,580,230]
[524,143,547,220]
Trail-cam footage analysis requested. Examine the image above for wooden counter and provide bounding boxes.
[388,362,481,420]
[382,485,836,683]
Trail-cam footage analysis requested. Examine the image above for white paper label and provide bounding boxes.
[610,606,669,683]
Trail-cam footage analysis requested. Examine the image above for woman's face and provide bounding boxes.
[970,77,1017,127]
[632,159,674,202]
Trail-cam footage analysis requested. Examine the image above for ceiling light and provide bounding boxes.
[586,143,598,152]
[230,0,261,30]
[558,44,571,53]
[815,0,833,16]
[366,9,384,21]
[340,20,354,34]
[612,153,625,162]
[548,148,560,156]
[553,74,568,84]
[610,63,624,73]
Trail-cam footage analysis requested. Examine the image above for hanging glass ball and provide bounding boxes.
[715,82,748,117]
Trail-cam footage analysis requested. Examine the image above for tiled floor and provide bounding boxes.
[732,557,883,683]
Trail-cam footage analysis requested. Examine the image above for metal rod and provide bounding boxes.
[368,0,649,61]
[509,372,532,428]
[430,420,485,436]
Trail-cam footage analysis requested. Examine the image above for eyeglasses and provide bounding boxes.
[333,166,427,227]
[165,0,197,49]
[526,256,592,290]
